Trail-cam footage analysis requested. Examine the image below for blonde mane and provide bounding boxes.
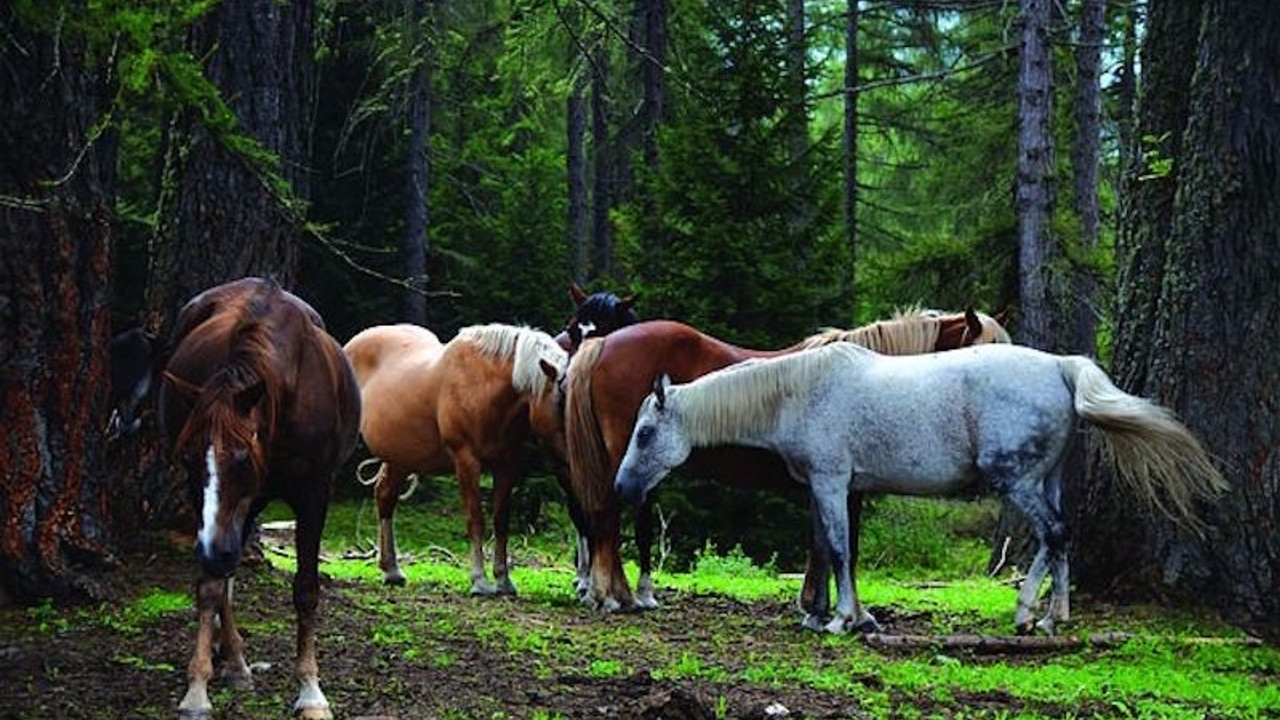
[456,324,568,395]
[675,344,864,446]
[796,307,1010,353]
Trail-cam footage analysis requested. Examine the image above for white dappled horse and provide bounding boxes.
[614,342,1228,634]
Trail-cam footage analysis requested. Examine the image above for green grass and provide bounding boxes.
[249,491,1280,719]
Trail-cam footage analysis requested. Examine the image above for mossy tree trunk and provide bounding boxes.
[0,3,117,604]
[1068,0,1280,642]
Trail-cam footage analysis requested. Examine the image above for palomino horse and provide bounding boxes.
[344,323,569,593]
[615,343,1228,634]
[159,278,360,719]
[566,309,1010,611]
[555,282,639,353]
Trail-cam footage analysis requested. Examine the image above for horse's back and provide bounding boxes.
[343,323,445,386]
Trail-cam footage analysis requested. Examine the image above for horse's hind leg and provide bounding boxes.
[178,576,226,717]
[1004,478,1067,635]
[634,497,660,609]
[490,463,519,596]
[553,465,593,597]
[374,462,411,586]
[291,498,332,720]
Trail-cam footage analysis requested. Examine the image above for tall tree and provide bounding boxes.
[1015,0,1058,350]
[1073,0,1280,641]
[145,0,317,331]
[0,1,116,602]
[1070,0,1104,356]
[401,0,432,325]
[589,40,613,281]
[842,0,860,307]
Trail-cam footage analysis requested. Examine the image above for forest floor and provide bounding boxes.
[2,516,1277,720]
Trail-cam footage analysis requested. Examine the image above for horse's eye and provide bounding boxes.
[637,426,655,447]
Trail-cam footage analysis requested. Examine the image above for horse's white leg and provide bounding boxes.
[454,450,497,595]
[374,463,408,586]
[634,498,659,609]
[490,465,518,596]
[1040,466,1071,635]
[574,530,592,598]
[178,577,224,717]
[809,472,857,634]
[216,577,252,688]
[292,504,331,720]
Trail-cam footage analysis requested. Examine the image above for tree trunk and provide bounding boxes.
[146,0,316,331]
[589,42,612,281]
[1070,0,1103,356]
[402,0,431,325]
[1015,0,1057,351]
[636,0,667,287]
[568,72,590,284]
[1072,0,1280,642]
[843,0,859,309]
[0,4,116,604]
[137,0,317,531]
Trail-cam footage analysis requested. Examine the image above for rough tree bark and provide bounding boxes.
[1070,0,1280,642]
[0,3,117,603]
[589,41,613,281]
[635,0,667,287]
[145,0,316,331]
[1015,0,1057,350]
[568,71,590,283]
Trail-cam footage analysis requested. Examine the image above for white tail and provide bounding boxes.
[1059,356,1228,531]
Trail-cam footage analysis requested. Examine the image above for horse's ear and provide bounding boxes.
[619,294,638,311]
[653,374,670,409]
[161,371,201,405]
[964,306,982,341]
[570,283,588,306]
[992,307,1011,327]
[538,358,560,384]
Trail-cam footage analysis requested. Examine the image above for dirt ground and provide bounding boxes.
[0,535,1112,720]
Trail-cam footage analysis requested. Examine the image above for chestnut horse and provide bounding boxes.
[159,278,360,719]
[344,323,569,593]
[566,309,1010,612]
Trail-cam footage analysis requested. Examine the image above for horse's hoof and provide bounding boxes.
[383,572,406,587]
[1035,616,1058,636]
[800,613,828,632]
[178,709,211,720]
[295,704,333,720]
[598,596,622,614]
[635,594,660,611]
[221,669,254,690]
[823,616,851,635]
[1014,620,1037,636]
[470,580,498,596]
[854,614,883,634]
[496,579,518,596]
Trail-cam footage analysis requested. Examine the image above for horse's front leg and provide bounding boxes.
[490,463,519,596]
[454,450,496,595]
[845,491,880,632]
[809,472,862,634]
[552,465,593,598]
[374,462,410,586]
[178,576,225,717]
[292,504,331,720]
[634,497,660,610]
[799,494,832,631]
[216,577,252,688]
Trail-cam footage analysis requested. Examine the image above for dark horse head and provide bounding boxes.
[556,283,639,354]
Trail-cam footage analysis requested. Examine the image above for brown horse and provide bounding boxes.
[344,323,569,594]
[566,309,1010,613]
[159,278,360,719]
[554,282,639,353]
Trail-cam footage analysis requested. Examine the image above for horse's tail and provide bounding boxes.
[565,337,612,513]
[355,457,419,500]
[1059,356,1228,531]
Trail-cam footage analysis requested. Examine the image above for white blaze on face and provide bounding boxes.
[578,320,597,338]
[197,444,221,553]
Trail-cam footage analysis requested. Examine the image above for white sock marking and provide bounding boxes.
[198,445,220,553]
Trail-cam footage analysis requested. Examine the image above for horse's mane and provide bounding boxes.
[675,343,862,447]
[456,324,568,396]
[794,306,939,354]
[565,337,610,511]
[172,287,284,476]
[796,306,1010,353]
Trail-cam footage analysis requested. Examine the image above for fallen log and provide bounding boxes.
[861,631,1263,654]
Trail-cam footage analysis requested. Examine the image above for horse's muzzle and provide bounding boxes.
[614,475,646,506]
[194,539,241,579]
